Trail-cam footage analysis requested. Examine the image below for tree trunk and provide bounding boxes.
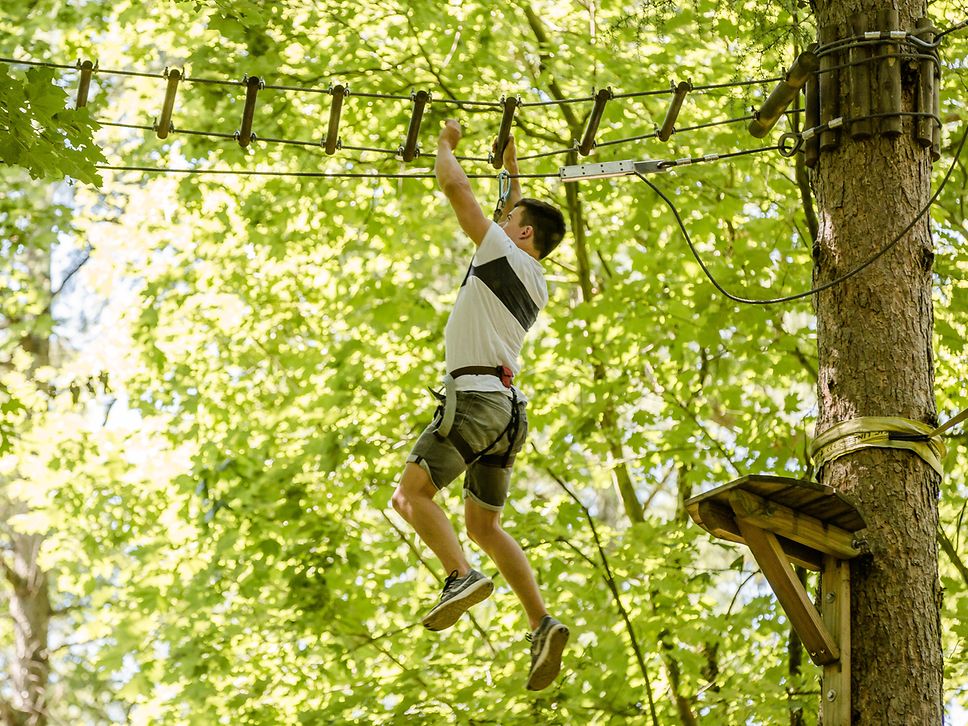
[813,2,942,723]
[1,246,52,726]
[2,533,50,726]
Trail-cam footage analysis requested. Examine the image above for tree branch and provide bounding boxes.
[520,4,582,132]
[538,453,659,726]
[0,554,24,590]
[939,526,968,588]
[0,694,26,726]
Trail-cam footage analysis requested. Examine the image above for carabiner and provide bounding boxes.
[492,169,513,221]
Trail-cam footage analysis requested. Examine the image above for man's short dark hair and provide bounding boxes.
[516,198,566,259]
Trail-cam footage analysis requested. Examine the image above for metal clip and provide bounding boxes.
[492,169,513,221]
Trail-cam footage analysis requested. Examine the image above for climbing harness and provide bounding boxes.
[492,169,513,222]
[431,366,521,468]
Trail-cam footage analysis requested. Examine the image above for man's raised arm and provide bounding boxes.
[435,120,491,246]
[495,135,522,226]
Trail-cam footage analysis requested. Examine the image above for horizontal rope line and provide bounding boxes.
[0,57,783,110]
[94,164,559,179]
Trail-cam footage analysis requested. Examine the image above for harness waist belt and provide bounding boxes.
[449,365,514,388]
[436,365,515,438]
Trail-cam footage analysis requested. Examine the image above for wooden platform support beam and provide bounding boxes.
[734,517,840,665]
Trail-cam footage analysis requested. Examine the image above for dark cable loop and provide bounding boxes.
[937,19,968,40]
[634,124,968,306]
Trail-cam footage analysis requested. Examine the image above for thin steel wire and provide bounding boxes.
[816,51,940,75]
[657,145,779,169]
[96,119,494,162]
[801,110,943,138]
[350,91,413,101]
[690,76,785,92]
[673,114,756,134]
[0,57,77,71]
[97,67,170,80]
[99,121,155,131]
[94,164,559,179]
[519,95,596,108]
[596,131,659,148]
[517,147,576,161]
[0,55,876,115]
[432,97,504,109]
[263,82,331,94]
[1,23,964,108]
[816,34,940,56]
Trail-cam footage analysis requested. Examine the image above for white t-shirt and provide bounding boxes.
[444,222,548,398]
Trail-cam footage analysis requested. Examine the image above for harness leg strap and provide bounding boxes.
[435,373,458,438]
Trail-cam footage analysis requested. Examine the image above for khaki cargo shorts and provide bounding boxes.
[407,390,528,511]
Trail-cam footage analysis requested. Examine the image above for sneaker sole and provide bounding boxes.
[526,624,569,691]
[421,578,494,631]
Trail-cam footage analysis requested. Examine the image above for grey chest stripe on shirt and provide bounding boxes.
[463,258,540,330]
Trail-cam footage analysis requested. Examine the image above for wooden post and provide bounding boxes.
[819,25,841,152]
[848,13,872,140]
[878,9,903,137]
[822,556,852,725]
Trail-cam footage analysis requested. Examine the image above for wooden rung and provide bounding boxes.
[735,519,840,666]
[695,500,823,570]
[728,489,861,560]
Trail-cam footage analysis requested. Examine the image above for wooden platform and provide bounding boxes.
[685,474,866,571]
[685,475,866,726]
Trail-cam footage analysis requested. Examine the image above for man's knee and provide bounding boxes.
[390,487,407,514]
[390,463,436,513]
[466,512,502,545]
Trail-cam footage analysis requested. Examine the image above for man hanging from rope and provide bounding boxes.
[391,119,568,691]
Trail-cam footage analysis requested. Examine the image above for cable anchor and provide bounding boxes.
[778,132,802,157]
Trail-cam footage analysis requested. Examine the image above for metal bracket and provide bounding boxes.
[559,159,667,181]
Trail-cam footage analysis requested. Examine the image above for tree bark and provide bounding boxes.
[1,245,52,726]
[813,2,942,724]
[3,534,50,726]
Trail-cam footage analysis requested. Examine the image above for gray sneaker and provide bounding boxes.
[526,615,569,691]
[421,569,494,631]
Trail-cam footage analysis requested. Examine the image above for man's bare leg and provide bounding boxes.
[391,463,470,576]
[464,498,548,630]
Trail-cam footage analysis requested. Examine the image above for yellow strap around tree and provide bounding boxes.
[810,416,948,477]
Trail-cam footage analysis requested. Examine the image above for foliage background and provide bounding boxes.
[1,1,967,724]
